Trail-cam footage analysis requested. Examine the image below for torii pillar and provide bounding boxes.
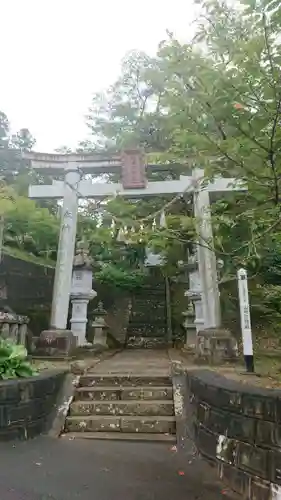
[24,150,148,351]
[27,154,82,353]
[193,168,221,329]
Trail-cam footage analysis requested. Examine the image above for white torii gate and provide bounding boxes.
[25,151,245,339]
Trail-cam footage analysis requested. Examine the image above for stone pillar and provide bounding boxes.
[193,168,221,329]
[0,311,29,346]
[70,241,96,346]
[50,162,80,330]
[37,163,80,356]
[9,323,19,343]
[91,302,108,348]
[1,322,9,339]
[18,323,28,346]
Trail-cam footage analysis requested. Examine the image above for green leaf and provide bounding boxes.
[15,364,35,378]
[8,344,27,360]
[0,338,36,379]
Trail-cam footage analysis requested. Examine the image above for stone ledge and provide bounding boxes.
[185,369,281,498]
[187,369,280,422]
[0,369,67,441]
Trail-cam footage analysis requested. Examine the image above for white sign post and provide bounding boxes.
[237,268,254,372]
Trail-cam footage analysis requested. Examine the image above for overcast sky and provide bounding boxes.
[0,0,197,152]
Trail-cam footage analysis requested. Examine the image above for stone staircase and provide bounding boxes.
[64,373,176,442]
[126,280,167,348]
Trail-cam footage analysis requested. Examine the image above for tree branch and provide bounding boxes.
[164,213,281,259]
[262,12,277,101]
[268,96,281,204]
[174,72,227,141]
[234,123,270,154]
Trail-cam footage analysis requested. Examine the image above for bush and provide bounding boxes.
[95,264,145,290]
[0,339,37,379]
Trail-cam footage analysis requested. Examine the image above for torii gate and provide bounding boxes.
[24,150,245,340]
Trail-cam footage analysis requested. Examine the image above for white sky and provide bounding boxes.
[0,0,197,152]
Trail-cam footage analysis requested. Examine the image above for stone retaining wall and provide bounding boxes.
[185,369,281,499]
[0,370,66,441]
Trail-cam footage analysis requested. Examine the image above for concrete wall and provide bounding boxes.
[185,369,281,499]
[0,370,66,441]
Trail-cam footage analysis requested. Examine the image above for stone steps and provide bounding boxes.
[64,374,176,442]
[65,415,176,434]
[126,283,167,346]
[75,386,173,401]
[70,400,174,416]
[79,374,171,387]
[126,327,166,335]
[64,432,176,442]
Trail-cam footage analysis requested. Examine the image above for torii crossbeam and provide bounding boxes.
[25,150,245,339]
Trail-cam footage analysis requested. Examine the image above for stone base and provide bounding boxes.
[35,329,77,357]
[196,327,238,364]
[91,325,108,348]
[184,327,197,351]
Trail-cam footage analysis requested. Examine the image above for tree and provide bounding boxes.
[10,128,35,152]
[0,183,17,216]
[0,111,37,189]
[0,112,14,181]
[153,0,281,320]
[0,112,9,148]
[8,128,37,194]
[55,145,73,154]
[77,0,281,319]
[153,0,281,274]
[86,51,173,154]
[3,190,59,260]
[89,1,281,255]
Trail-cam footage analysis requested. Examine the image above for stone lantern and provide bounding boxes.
[182,302,196,349]
[91,301,108,348]
[70,240,96,346]
[185,251,204,333]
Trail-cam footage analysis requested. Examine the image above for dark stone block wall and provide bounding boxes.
[186,370,281,499]
[0,370,66,441]
[0,254,55,336]
[0,254,54,309]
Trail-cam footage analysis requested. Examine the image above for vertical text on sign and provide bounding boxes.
[121,150,147,189]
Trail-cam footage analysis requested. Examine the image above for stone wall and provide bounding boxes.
[0,253,54,336]
[0,253,54,310]
[185,369,281,499]
[0,370,66,441]
[0,254,186,344]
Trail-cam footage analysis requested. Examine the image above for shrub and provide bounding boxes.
[0,339,37,379]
